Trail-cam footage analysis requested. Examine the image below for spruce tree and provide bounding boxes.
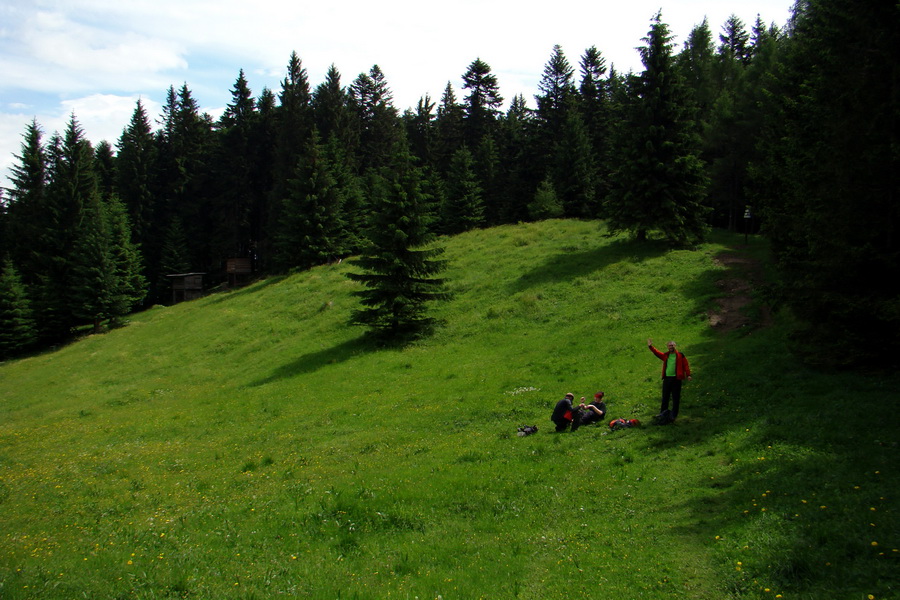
[347,147,448,340]
[105,196,147,323]
[350,65,402,172]
[212,70,258,262]
[554,110,597,218]
[753,0,899,367]
[405,95,436,168]
[273,131,347,271]
[0,257,37,359]
[719,15,752,65]
[268,52,315,269]
[70,191,115,333]
[606,13,709,245]
[4,120,47,285]
[461,59,503,148]
[157,216,191,301]
[116,100,157,272]
[434,82,465,174]
[676,19,717,127]
[578,46,611,204]
[155,84,215,275]
[312,65,357,161]
[536,45,577,137]
[528,177,564,220]
[535,45,583,214]
[35,116,98,340]
[473,134,501,225]
[441,147,484,234]
[93,141,116,200]
[495,94,536,224]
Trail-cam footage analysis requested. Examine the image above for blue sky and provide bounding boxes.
[0,0,795,187]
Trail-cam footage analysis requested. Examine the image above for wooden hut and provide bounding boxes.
[166,273,205,304]
[226,257,253,288]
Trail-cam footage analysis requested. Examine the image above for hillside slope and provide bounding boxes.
[0,220,896,600]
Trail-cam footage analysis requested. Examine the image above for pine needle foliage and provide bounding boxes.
[0,257,37,358]
[347,149,448,340]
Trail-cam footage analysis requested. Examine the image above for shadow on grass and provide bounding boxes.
[247,335,370,386]
[605,234,900,596]
[507,237,670,293]
[636,287,898,598]
[202,275,289,305]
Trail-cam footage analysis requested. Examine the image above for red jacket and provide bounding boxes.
[649,345,691,380]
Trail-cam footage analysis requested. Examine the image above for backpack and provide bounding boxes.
[517,425,539,437]
[652,410,674,425]
[609,418,641,430]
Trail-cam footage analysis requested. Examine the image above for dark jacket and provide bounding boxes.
[551,396,574,425]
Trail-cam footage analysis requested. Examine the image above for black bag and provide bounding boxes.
[652,410,674,425]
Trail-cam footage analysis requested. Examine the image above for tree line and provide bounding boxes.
[1,0,897,366]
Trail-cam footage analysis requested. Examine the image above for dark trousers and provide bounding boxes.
[552,416,571,432]
[661,377,683,418]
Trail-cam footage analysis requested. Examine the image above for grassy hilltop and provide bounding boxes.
[0,220,896,599]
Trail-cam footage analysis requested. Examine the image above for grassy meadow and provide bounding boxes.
[0,220,896,599]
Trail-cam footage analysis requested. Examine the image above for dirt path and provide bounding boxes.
[707,252,772,332]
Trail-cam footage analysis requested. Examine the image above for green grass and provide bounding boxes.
[0,220,896,599]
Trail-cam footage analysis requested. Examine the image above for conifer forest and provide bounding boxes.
[1,0,897,367]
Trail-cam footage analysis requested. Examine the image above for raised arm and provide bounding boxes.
[647,339,665,360]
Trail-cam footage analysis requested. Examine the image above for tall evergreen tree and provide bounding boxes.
[4,120,47,284]
[676,19,718,128]
[535,45,582,212]
[461,58,503,148]
[35,115,98,340]
[702,16,758,230]
[536,45,577,137]
[104,196,147,323]
[116,99,157,294]
[313,65,357,162]
[405,94,437,168]
[441,146,484,234]
[606,13,709,245]
[273,131,347,271]
[0,257,37,359]
[66,192,145,332]
[70,190,115,333]
[719,14,752,65]
[554,110,597,218]
[578,46,611,203]
[349,65,403,172]
[753,0,899,367]
[212,70,258,263]
[434,82,465,173]
[155,84,215,275]
[495,94,536,223]
[473,134,502,225]
[268,52,314,269]
[156,216,191,301]
[252,86,278,269]
[93,141,116,199]
[347,147,448,340]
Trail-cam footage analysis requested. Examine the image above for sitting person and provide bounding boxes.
[552,392,609,432]
[573,391,607,429]
[551,393,578,432]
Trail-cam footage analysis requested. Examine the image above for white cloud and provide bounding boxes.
[1,94,160,190]
[1,0,796,187]
[60,94,162,145]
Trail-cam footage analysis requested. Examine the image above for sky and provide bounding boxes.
[0,0,795,189]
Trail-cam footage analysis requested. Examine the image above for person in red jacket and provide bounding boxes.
[648,338,692,423]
